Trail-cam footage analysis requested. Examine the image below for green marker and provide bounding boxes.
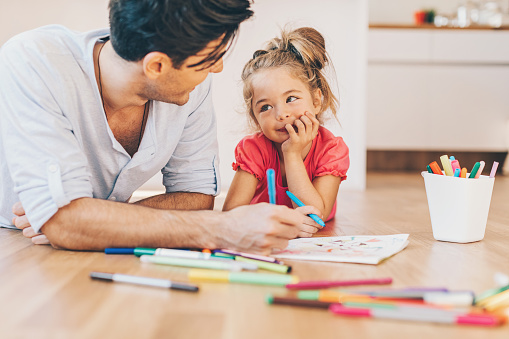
[134,248,156,256]
[235,256,291,274]
[468,162,481,178]
[475,284,509,304]
[140,255,245,271]
[426,165,433,174]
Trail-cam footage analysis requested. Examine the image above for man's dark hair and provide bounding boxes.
[109,0,253,69]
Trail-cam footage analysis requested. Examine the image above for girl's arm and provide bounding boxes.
[285,153,341,219]
[222,169,259,211]
[283,112,341,219]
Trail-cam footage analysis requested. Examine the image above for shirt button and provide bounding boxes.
[109,196,117,201]
[48,164,58,173]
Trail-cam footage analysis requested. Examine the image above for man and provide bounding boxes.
[0,0,319,253]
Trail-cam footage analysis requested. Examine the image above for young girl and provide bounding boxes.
[223,27,349,237]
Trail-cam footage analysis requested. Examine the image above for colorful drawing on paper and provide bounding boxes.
[272,234,409,265]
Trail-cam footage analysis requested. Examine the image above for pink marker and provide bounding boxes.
[450,157,461,172]
[489,161,499,178]
[286,277,393,290]
[329,304,503,326]
[474,161,485,178]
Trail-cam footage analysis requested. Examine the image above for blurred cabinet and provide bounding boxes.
[367,28,509,151]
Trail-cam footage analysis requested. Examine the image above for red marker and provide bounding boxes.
[286,277,393,290]
[428,161,443,175]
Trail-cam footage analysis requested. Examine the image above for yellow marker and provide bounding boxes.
[188,269,298,286]
[440,155,454,176]
[477,289,509,310]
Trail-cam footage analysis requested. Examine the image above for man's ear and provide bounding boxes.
[142,52,172,80]
[312,88,323,114]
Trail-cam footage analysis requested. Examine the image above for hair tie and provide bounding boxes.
[252,50,268,59]
[287,44,303,63]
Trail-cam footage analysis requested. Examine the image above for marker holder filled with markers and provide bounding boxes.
[421,171,495,243]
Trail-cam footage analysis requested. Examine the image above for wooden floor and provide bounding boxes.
[1,172,509,338]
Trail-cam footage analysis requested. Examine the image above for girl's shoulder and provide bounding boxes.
[316,126,348,147]
[236,132,273,153]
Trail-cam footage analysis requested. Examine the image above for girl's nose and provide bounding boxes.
[276,109,291,121]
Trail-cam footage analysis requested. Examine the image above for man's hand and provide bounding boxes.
[12,202,50,245]
[218,203,304,255]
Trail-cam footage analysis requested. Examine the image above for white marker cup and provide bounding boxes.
[421,171,495,243]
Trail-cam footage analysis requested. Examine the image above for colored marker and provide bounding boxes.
[475,283,509,305]
[440,155,454,176]
[267,168,276,204]
[474,161,485,178]
[286,277,393,290]
[188,269,298,286]
[453,168,460,177]
[297,290,429,306]
[140,255,245,272]
[460,167,467,178]
[215,249,283,264]
[428,161,443,175]
[90,271,199,292]
[235,256,291,274]
[481,289,509,311]
[489,161,499,178]
[152,248,211,259]
[329,304,503,326]
[143,250,259,270]
[354,288,450,299]
[105,248,135,254]
[468,162,480,178]
[286,191,326,227]
[267,295,334,309]
[104,247,157,256]
[426,165,433,174]
[423,291,474,307]
[450,157,461,172]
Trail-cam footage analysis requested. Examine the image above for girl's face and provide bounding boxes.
[250,68,322,144]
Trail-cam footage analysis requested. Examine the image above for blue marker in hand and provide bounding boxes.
[266,169,276,204]
[286,191,326,228]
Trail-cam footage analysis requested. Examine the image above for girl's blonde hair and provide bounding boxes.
[241,26,338,129]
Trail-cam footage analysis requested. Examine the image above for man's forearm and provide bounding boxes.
[134,192,214,210]
[41,197,220,251]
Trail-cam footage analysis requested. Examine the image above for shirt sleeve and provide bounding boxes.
[315,136,350,181]
[0,41,93,233]
[162,76,220,196]
[232,136,266,181]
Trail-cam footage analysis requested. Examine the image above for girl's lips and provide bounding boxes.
[277,127,288,132]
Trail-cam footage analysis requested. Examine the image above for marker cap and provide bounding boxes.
[134,248,157,257]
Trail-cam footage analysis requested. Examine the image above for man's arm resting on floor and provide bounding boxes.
[40,197,304,254]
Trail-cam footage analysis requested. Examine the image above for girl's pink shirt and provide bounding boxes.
[232,126,349,221]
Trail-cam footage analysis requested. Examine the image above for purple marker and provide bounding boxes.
[489,161,499,178]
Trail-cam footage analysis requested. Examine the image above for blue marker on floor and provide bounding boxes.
[286,191,326,228]
[267,169,276,204]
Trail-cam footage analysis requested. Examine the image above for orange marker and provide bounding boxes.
[202,249,212,254]
[460,167,467,178]
[429,161,443,175]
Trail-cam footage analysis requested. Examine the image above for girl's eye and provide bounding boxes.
[260,104,272,112]
[286,96,297,103]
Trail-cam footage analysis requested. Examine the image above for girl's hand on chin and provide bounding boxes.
[281,111,320,155]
